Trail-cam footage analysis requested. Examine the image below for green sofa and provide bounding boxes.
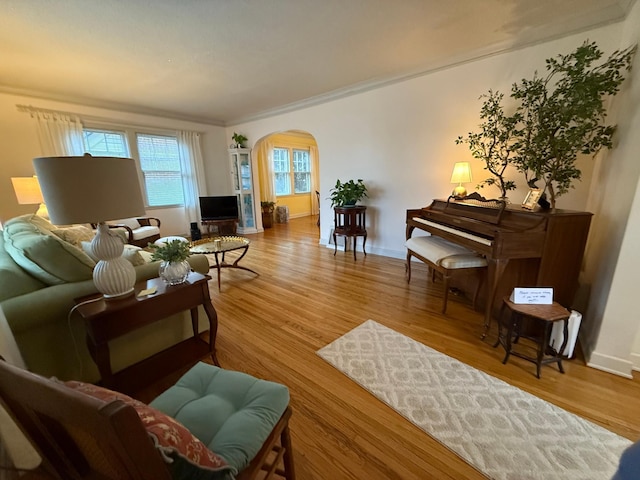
[0,214,210,383]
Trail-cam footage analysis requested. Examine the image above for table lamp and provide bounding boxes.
[11,176,49,218]
[33,155,146,299]
[450,162,472,198]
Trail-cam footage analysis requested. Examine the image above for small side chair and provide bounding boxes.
[0,360,295,480]
[92,217,162,247]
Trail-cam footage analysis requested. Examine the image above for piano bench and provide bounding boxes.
[405,235,488,314]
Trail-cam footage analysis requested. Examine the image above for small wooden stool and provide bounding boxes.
[494,296,570,378]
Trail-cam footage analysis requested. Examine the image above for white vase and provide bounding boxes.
[159,260,190,286]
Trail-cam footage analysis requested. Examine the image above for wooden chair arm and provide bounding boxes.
[106,224,134,243]
[90,223,134,243]
[137,217,161,228]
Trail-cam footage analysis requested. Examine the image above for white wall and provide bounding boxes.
[0,92,229,236]
[584,0,640,375]
[226,22,639,376]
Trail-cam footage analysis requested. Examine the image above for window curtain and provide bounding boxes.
[177,131,207,223]
[256,139,276,202]
[25,107,85,156]
[309,145,320,215]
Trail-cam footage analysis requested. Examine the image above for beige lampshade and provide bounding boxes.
[33,155,145,225]
[11,177,44,205]
[450,162,472,184]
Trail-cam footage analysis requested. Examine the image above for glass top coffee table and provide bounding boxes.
[190,236,258,290]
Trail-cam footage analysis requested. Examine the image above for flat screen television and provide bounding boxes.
[199,196,239,221]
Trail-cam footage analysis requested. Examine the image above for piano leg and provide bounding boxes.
[481,258,510,340]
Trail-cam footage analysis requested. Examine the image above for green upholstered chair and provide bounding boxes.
[0,360,295,480]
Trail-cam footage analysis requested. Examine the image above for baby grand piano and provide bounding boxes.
[406,195,592,334]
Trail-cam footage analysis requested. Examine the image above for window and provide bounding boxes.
[83,128,185,208]
[273,148,291,195]
[83,129,129,157]
[292,149,310,193]
[273,147,311,196]
[136,134,184,207]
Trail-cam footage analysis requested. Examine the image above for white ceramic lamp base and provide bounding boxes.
[91,223,136,298]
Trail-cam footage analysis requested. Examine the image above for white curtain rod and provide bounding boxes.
[16,104,203,135]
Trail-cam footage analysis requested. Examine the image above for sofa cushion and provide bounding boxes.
[64,381,232,477]
[3,215,95,285]
[28,214,56,233]
[131,226,161,242]
[0,234,46,302]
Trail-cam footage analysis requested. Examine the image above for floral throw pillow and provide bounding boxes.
[64,381,231,475]
[51,225,95,247]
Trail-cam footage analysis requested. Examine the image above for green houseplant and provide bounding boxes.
[232,132,248,148]
[260,200,276,228]
[150,239,192,285]
[511,41,636,209]
[329,179,368,207]
[456,90,518,199]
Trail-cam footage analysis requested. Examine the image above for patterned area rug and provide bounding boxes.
[317,320,630,480]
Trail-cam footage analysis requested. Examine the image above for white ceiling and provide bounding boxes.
[0,0,634,126]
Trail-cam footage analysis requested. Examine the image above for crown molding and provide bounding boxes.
[0,85,226,127]
[225,15,629,126]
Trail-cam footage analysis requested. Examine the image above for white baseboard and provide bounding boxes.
[288,212,312,219]
[587,351,634,379]
[631,352,640,372]
[319,236,406,259]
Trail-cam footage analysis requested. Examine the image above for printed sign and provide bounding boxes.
[509,287,553,305]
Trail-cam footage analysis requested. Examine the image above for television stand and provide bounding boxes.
[202,218,238,237]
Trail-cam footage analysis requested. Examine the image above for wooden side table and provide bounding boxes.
[202,218,238,237]
[333,205,367,260]
[74,272,219,392]
[494,296,570,378]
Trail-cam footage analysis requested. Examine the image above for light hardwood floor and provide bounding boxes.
[137,215,640,480]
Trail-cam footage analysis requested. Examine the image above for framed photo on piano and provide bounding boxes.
[522,188,542,210]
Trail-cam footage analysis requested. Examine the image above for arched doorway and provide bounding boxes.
[253,130,320,235]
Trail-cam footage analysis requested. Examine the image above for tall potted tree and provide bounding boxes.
[456,90,518,200]
[510,41,636,209]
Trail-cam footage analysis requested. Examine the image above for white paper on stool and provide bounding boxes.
[509,287,553,304]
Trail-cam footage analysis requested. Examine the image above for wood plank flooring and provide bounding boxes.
[136,215,640,480]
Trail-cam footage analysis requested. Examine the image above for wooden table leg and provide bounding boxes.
[212,252,222,291]
[87,335,114,387]
[502,312,517,365]
[200,283,220,366]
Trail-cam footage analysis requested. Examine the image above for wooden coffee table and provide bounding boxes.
[190,236,259,290]
[74,272,219,393]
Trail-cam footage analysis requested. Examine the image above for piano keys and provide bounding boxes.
[406,196,592,335]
